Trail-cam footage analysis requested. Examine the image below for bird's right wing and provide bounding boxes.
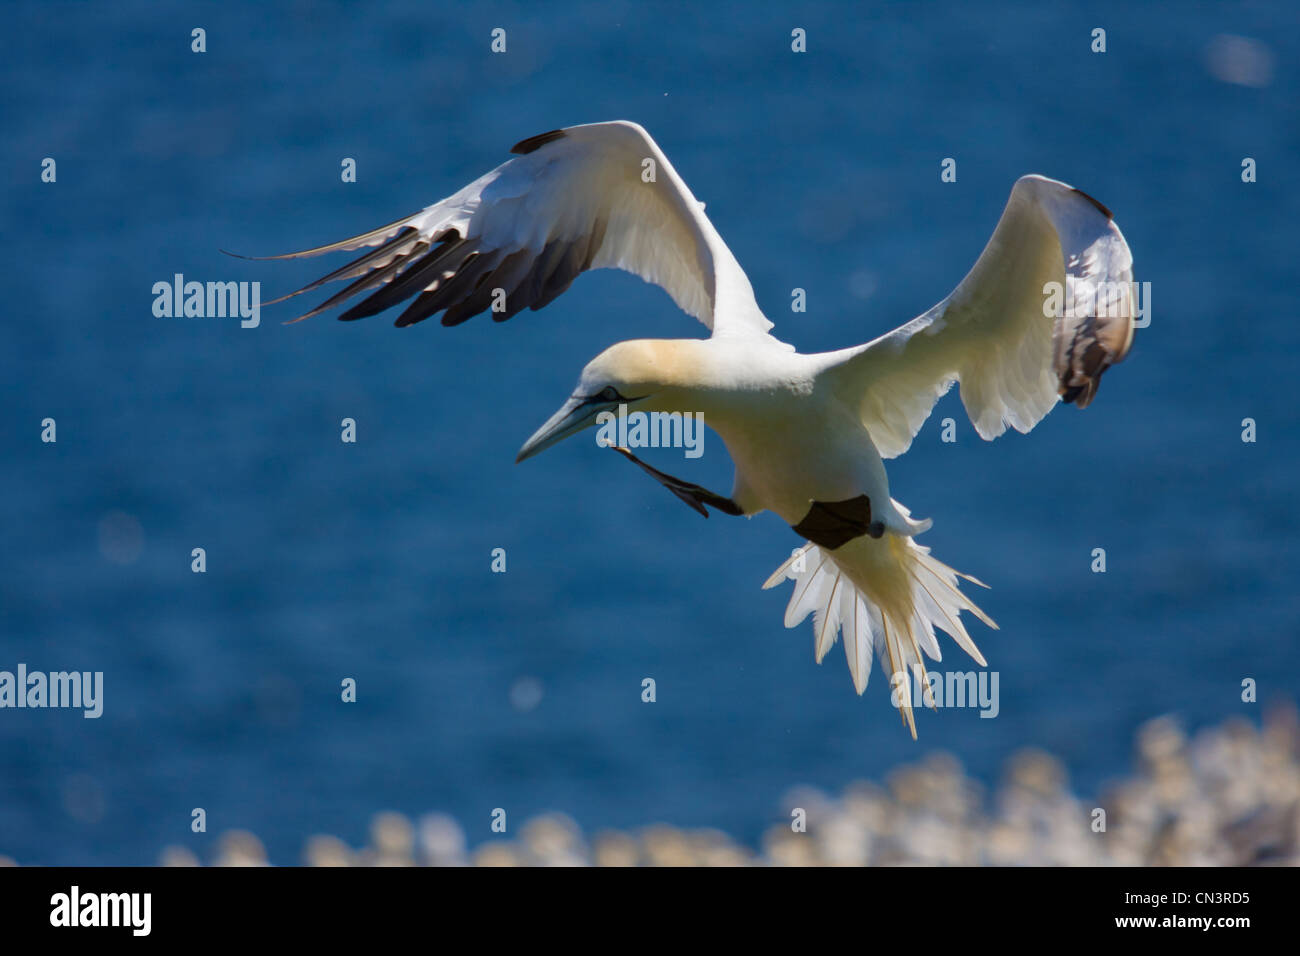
[824,175,1136,458]
[235,121,774,339]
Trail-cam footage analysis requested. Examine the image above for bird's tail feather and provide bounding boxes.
[762,513,995,738]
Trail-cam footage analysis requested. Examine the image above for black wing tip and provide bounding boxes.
[1058,345,1130,408]
[510,128,567,155]
[219,247,304,262]
[1071,186,1113,221]
[221,248,278,261]
[1060,382,1093,407]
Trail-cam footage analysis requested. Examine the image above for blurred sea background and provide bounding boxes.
[1,1,1297,864]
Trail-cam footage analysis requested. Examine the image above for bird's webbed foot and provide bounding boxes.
[608,445,743,518]
[793,495,884,550]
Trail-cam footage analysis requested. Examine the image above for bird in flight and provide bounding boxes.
[242,121,1136,736]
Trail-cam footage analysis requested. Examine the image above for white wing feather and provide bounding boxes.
[826,175,1136,457]
[252,121,773,338]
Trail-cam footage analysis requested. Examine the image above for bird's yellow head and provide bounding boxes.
[515,339,709,462]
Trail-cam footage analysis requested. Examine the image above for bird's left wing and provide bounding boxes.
[239,120,773,338]
[824,175,1137,458]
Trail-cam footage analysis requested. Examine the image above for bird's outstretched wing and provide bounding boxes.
[826,175,1137,458]
[239,120,773,338]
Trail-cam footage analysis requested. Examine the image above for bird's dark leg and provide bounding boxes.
[609,445,743,518]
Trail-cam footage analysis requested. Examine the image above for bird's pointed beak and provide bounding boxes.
[515,396,608,463]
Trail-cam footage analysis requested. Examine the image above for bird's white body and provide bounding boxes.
[259,120,1137,736]
[580,336,993,735]
[709,351,886,521]
[634,340,897,529]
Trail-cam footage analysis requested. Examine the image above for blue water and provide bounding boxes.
[2,1,1298,864]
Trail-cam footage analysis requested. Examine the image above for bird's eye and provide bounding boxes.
[598,386,622,402]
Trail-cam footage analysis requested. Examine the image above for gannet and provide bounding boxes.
[245,121,1136,736]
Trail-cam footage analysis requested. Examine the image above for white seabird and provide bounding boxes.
[247,121,1137,737]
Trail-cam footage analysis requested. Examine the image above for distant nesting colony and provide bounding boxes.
[177,709,1300,866]
[4,709,1294,867]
